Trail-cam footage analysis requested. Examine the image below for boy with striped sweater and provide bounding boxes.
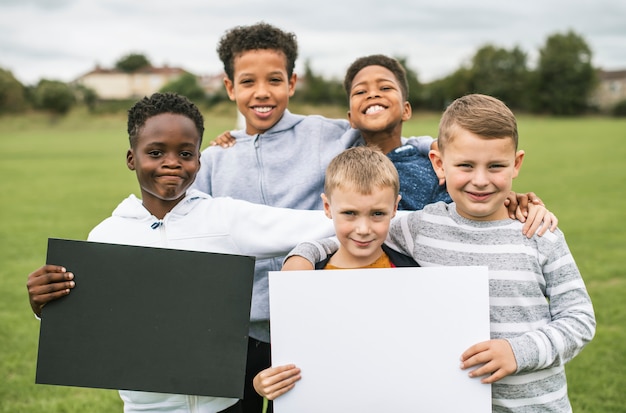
[286,94,595,412]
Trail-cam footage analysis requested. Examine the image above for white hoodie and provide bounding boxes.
[87,189,333,413]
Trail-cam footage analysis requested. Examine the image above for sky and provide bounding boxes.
[1,0,625,86]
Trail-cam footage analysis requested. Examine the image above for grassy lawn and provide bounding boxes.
[1,106,624,412]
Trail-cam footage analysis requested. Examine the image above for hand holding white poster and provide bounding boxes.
[269,266,491,413]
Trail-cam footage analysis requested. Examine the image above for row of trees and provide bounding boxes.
[297,31,602,116]
[0,30,621,117]
[0,67,107,117]
[0,53,208,117]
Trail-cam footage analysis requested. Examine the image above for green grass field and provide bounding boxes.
[1,106,624,412]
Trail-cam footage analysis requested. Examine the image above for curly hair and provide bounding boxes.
[127,92,204,148]
[343,54,409,101]
[217,22,298,81]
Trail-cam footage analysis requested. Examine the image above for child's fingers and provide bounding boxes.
[460,340,489,363]
[467,359,497,379]
[266,381,298,400]
[262,369,301,400]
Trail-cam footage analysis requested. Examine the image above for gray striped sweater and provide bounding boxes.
[288,202,596,412]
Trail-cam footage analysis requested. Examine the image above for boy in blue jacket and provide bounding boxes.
[339,54,451,210]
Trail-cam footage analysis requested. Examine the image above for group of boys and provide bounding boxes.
[26,21,594,413]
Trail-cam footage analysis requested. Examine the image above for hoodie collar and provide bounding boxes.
[111,190,209,222]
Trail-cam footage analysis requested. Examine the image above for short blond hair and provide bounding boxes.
[438,94,518,151]
[324,146,399,198]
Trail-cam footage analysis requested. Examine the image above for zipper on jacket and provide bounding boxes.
[150,219,168,247]
[253,135,268,205]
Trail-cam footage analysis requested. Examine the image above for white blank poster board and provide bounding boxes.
[269,266,491,413]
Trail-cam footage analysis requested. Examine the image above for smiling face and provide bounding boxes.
[322,184,399,268]
[224,49,297,136]
[429,127,524,221]
[126,113,201,219]
[347,65,411,143]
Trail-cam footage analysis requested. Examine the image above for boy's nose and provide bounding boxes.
[254,83,270,98]
[355,218,371,234]
[162,154,181,167]
[471,168,490,186]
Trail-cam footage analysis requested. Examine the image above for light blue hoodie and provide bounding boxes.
[192,110,353,341]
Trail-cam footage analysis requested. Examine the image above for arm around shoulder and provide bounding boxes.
[283,237,340,269]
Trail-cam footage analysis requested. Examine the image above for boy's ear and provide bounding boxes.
[401,101,412,122]
[287,73,297,97]
[223,77,235,101]
[428,150,445,181]
[126,149,135,171]
[512,150,525,179]
[321,193,333,219]
[347,111,357,129]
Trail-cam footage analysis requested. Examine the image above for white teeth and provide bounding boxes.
[254,107,272,113]
[365,105,384,115]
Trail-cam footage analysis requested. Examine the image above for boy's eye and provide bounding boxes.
[148,150,162,157]
[341,211,356,216]
[180,151,194,158]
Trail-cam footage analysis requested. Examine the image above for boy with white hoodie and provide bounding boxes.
[26,92,335,413]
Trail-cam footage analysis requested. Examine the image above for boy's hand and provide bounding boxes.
[253,364,301,400]
[504,191,543,221]
[460,339,517,384]
[282,256,314,271]
[523,204,558,237]
[210,130,236,148]
[505,192,557,238]
[26,265,74,317]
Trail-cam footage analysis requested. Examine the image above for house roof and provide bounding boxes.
[597,69,626,81]
[77,65,188,79]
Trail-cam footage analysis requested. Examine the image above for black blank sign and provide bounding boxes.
[36,238,255,398]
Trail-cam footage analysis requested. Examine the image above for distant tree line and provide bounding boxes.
[1,31,624,117]
[296,30,603,116]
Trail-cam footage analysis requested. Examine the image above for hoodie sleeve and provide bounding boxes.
[219,198,336,259]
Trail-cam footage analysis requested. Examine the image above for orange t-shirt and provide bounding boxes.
[323,251,394,270]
